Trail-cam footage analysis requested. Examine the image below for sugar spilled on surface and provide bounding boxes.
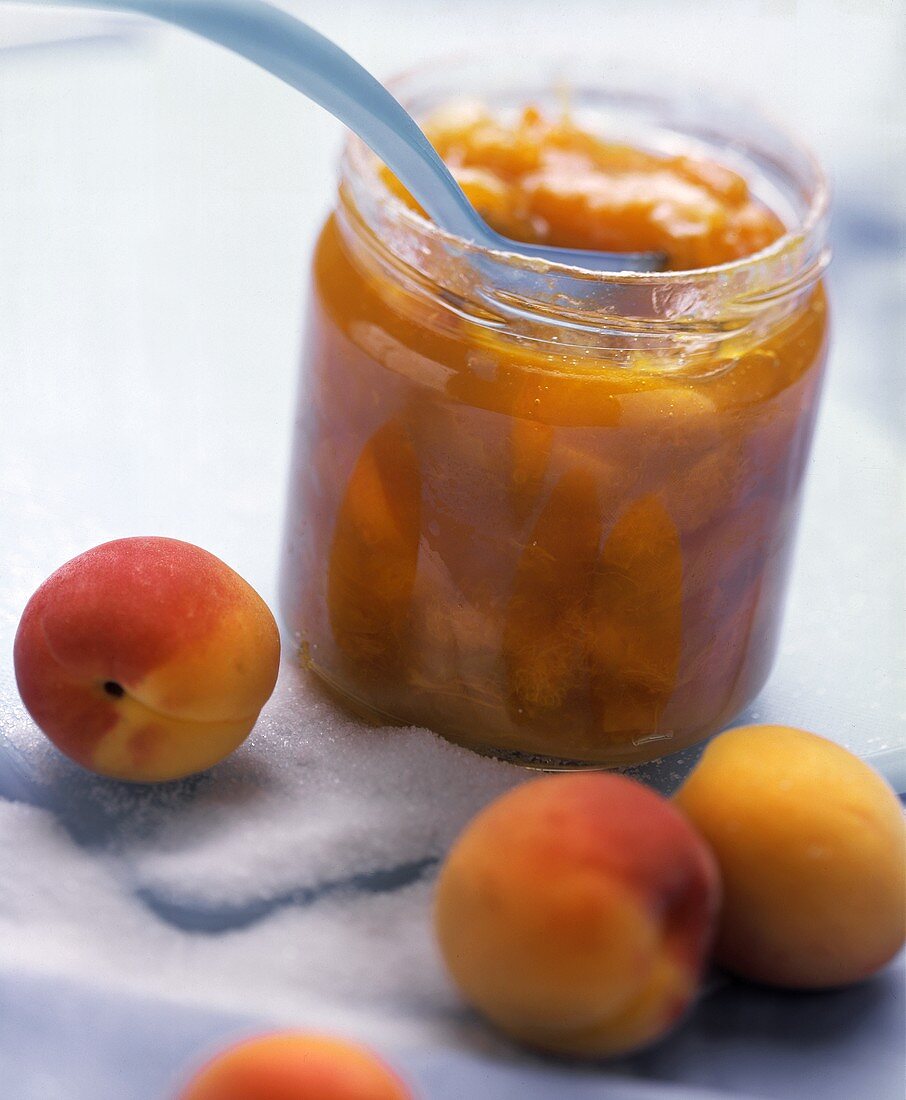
[0,644,725,1051]
[0,662,526,1045]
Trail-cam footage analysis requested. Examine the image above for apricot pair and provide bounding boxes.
[435,726,905,1059]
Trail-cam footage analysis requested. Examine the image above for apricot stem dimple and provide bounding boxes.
[102,680,125,698]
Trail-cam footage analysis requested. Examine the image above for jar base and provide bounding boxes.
[299,655,712,771]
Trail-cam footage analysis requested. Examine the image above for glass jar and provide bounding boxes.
[280,60,830,768]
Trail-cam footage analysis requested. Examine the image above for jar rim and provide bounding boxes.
[337,57,830,333]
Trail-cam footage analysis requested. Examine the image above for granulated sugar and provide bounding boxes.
[0,663,526,1043]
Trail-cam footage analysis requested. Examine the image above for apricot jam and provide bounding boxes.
[388,104,786,271]
[281,79,829,767]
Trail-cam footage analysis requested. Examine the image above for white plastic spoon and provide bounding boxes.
[16,0,665,273]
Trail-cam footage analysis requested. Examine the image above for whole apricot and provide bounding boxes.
[675,725,906,988]
[14,537,280,782]
[434,773,720,1058]
[177,1032,410,1100]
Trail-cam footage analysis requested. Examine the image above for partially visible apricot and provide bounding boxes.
[675,725,906,988]
[177,1032,411,1100]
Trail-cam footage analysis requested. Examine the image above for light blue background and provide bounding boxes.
[0,2,903,1097]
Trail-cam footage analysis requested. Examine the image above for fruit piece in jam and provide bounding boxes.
[388,104,785,270]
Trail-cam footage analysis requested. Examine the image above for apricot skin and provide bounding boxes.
[14,537,280,782]
[177,1032,410,1100]
[675,725,906,989]
[434,774,720,1058]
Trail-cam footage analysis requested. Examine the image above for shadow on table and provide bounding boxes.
[2,958,903,1100]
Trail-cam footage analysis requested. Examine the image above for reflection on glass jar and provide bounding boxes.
[280,61,830,767]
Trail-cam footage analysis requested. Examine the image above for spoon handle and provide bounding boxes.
[25,0,493,236]
[10,0,664,272]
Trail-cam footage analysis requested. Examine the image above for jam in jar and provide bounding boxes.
[281,65,830,767]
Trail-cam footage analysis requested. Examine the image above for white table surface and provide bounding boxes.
[0,2,903,1097]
